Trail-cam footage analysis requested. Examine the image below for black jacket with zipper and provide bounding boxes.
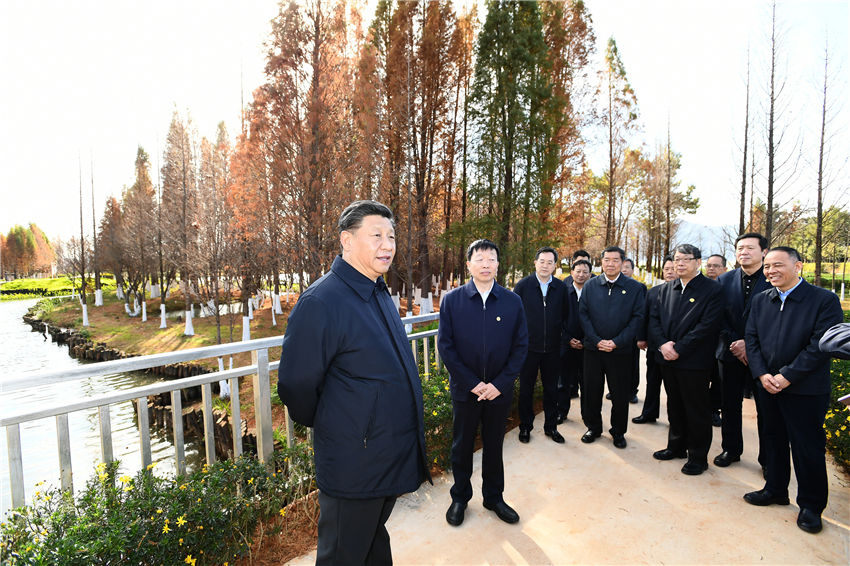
[513,274,570,354]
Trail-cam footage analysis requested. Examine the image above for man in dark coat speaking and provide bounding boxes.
[278,200,430,565]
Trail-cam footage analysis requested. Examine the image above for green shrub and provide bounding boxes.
[422,369,453,471]
[827,358,850,473]
[0,446,315,565]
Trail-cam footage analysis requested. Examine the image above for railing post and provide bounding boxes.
[434,335,442,373]
[253,348,274,466]
[56,414,73,493]
[136,398,152,469]
[98,405,113,464]
[7,424,25,509]
[171,390,186,476]
[284,406,294,449]
[423,336,431,380]
[201,383,216,465]
[230,376,243,457]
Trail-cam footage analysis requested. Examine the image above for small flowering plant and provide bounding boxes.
[826,355,850,473]
[0,445,315,565]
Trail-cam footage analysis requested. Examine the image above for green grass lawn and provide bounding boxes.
[0,274,117,300]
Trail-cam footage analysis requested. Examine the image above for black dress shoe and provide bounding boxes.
[483,500,519,524]
[681,461,708,475]
[632,414,656,424]
[743,488,790,507]
[518,429,530,443]
[545,429,565,444]
[797,508,823,534]
[653,448,687,460]
[629,395,639,404]
[711,411,722,427]
[713,451,740,467]
[581,430,601,444]
[605,392,612,400]
[556,412,567,424]
[612,435,627,449]
[446,501,467,526]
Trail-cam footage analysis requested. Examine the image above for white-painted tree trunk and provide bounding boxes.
[841,282,845,302]
[241,316,250,341]
[160,304,167,329]
[404,313,413,334]
[271,307,277,327]
[141,301,147,322]
[150,284,160,299]
[247,300,253,320]
[124,303,131,315]
[116,287,124,300]
[273,293,283,314]
[217,357,230,398]
[184,310,194,336]
[81,304,89,327]
[94,289,103,306]
[391,294,401,311]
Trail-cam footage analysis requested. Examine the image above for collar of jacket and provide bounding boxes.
[766,278,810,303]
[331,255,386,302]
[598,274,623,287]
[463,278,503,300]
[673,272,706,291]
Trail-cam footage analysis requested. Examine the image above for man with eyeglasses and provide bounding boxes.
[514,247,570,444]
[649,244,723,475]
[578,246,645,449]
[439,239,528,527]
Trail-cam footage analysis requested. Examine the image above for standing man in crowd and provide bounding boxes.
[278,200,430,565]
[578,246,645,449]
[565,250,592,285]
[744,247,843,534]
[649,244,724,475]
[439,239,528,527]
[620,257,645,405]
[704,254,728,427]
[633,256,676,425]
[714,233,772,470]
[515,247,570,444]
[559,258,592,422]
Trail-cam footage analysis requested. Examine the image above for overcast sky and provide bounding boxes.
[1,0,847,243]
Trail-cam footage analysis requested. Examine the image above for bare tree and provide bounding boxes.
[739,49,751,235]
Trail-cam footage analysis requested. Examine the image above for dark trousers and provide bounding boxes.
[661,365,712,464]
[316,491,397,566]
[581,350,632,437]
[631,347,640,397]
[639,352,664,419]
[709,360,722,412]
[720,358,766,464]
[558,348,583,415]
[519,350,560,431]
[758,388,830,514]
[450,391,513,504]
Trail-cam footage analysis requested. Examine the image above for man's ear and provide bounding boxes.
[340,230,352,254]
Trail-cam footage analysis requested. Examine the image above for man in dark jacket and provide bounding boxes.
[649,244,724,475]
[743,246,844,534]
[714,233,772,469]
[514,246,570,444]
[278,200,430,565]
[578,246,645,449]
[439,239,528,527]
[633,256,676,424]
[559,259,592,421]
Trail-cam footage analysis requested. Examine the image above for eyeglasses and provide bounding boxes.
[673,257,697,264]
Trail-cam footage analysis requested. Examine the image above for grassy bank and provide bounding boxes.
[0,275,117,301]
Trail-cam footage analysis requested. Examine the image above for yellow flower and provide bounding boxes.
[96,462,107,473]
[98,473,108,481]
[179,484,188,490]
[248,477,254,485]
[179,538,184,546]
[156,508,163,514]
[162,523,170,534]
[146,462,157,470]
[432,411,437,416]
[176,515,187,527]
[280,508,286,517]
[119,475,132,484]
[184,555,196,565]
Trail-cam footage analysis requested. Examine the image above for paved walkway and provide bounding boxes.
[289,371,850,565]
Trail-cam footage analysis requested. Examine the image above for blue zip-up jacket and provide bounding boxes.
[278,256,430,499]
[745,280,843,395]
[438,279,528,401]
[579,274,645,354]
[513,273,569,354]
[716,266,771,362]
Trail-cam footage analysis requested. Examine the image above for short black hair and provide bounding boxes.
[707,254,727,267]
[662,255,674,266]
[622,258,635,269]
[338,200,394,233]
[601,246,625,261]
[767,246,802,262]
[674,243,702,260]
[735,232,769,250]
[572,259,592,272]
[572,249,590,261]
[467,238,500,261]
[535,246,558,262]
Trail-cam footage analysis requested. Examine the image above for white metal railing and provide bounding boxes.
[1,311,441,510]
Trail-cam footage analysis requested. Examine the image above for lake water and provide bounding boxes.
[0,298,200,517]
